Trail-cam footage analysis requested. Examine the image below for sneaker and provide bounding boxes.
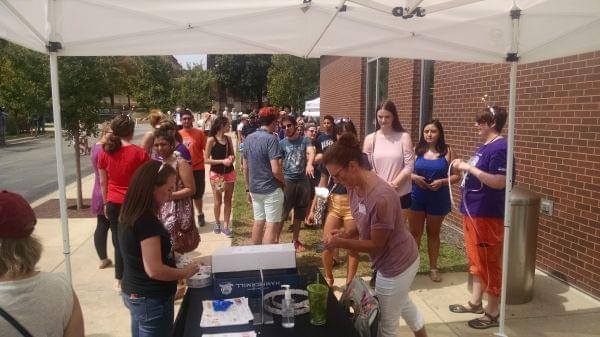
[293,240,306,252]
[197,213,206,227]
[221,227,233,238]
[213,222,221,234]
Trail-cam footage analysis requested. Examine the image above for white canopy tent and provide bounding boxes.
[303,97,320,117]
[2,1,600,335]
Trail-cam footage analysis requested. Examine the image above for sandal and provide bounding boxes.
[449,301,484,314]
[468,312,499,329]
[429,269,442,282]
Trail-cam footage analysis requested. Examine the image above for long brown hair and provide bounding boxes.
[104,115,135,153]
[376,100,405,132]
[119,161,176,227]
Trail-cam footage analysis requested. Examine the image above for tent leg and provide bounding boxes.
[50,52,72,284]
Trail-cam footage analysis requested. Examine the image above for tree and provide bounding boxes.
[0,39,50,134]
[101,56,138,108]
[132,56,179,110]
[172,66,215,111]
[267,55,320,113]
[59,56,108,209]
[213,55,272,104]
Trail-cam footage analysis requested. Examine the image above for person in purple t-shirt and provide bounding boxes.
[449,106,510,330]
[90,121,113,269]
[323,134,428,337]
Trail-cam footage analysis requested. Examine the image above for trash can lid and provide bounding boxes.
[509,186,541,205]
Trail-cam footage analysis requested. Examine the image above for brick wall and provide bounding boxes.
[433,52,600,297]
[320,56,365,138]
[319,53,600,297]
[387,59,421,143]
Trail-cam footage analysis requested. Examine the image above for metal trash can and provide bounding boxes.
[506,187,541,304]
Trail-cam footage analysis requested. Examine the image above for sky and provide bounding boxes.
[174,54,207,69]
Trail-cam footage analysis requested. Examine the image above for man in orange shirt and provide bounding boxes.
[179,109,208,227]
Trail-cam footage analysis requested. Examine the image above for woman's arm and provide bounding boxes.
[140,132,154,155]
[63,291,84,337]
[325,228,391,256]
[140,237,199,281]
[171,160,195,199]
[454,159,506,190]
[391,133,415,187]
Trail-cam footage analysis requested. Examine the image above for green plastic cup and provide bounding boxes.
[307,283,329,325]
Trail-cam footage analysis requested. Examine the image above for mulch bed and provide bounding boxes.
[33,198,94,218]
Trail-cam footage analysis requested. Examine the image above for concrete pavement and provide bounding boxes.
[30,169,599,337]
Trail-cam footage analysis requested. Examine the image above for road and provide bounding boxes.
[0,124,147,202]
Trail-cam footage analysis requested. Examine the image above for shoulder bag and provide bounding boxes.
[313,176,336,228]
[0,306,34,337]
[160,159,200,254]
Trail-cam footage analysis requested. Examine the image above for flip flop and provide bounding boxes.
[449,301,484,314]
[468,312,500,329]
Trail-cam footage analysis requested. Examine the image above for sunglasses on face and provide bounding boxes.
[334,117,351,124]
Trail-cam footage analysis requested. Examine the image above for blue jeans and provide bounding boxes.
[121,293,174,337]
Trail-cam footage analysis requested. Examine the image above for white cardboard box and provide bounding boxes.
[212,243,296,273]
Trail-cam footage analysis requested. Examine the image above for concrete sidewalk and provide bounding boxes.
[31,171,599,337]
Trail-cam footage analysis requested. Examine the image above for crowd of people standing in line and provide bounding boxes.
[239,100,511,335]
[0,98,510,337]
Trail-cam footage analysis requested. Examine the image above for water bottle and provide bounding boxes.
[281,285,295,328]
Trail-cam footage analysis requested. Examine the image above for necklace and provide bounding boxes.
[485,135,500,145]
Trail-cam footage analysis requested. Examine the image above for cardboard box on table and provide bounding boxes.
[212,243,302,323]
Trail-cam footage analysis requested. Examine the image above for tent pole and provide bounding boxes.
[496,6,521,337]
[49,51,73,284]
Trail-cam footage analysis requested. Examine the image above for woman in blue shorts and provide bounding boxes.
[409,120,459,282]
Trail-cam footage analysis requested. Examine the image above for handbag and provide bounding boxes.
[160,160,200,254]
[0,306,34,337]
[209,136,232,192]
[340,277,380,337]
[313,177,335,228]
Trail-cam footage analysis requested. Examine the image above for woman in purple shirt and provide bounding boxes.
[91,122,113,269]
[449,106,509,330]
[323,134,428,337]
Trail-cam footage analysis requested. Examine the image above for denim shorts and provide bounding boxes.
[122,293,174,337]
[250,188,284,223]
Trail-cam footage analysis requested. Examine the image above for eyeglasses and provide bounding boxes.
[329,165,346,179]
[334,117,351,124]
[284,124,294,129]
[307,129,316,133]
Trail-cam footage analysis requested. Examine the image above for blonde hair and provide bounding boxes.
[149,109,167,128]
[0,235,42,278]
[99,121,111,137]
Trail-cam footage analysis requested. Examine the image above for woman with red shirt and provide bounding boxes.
[99,115,149,290]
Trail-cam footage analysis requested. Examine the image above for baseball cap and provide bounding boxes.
[0,190,37,239]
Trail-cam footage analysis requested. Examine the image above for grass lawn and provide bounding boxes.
[231,159,467,279]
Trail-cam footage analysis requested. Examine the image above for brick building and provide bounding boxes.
[319,53,600,298]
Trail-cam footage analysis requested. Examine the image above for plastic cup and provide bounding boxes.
[307,283,329,325]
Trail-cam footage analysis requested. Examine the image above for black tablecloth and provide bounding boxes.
[174,267,360,337]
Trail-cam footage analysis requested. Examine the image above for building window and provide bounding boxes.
[365,58,388,135]
[419,60,435,132]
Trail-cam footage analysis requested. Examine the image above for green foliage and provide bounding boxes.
[213,55,272,102]
[172,66,215,111]
[132,56,179,110]
[58,57,108,138]
[267,55,320,112]
[0,41,49,134]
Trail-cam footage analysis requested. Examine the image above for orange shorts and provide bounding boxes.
[463,216,504,297]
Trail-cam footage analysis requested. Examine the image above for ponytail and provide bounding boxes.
[103,133,122,153]
[103,115,135,154]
